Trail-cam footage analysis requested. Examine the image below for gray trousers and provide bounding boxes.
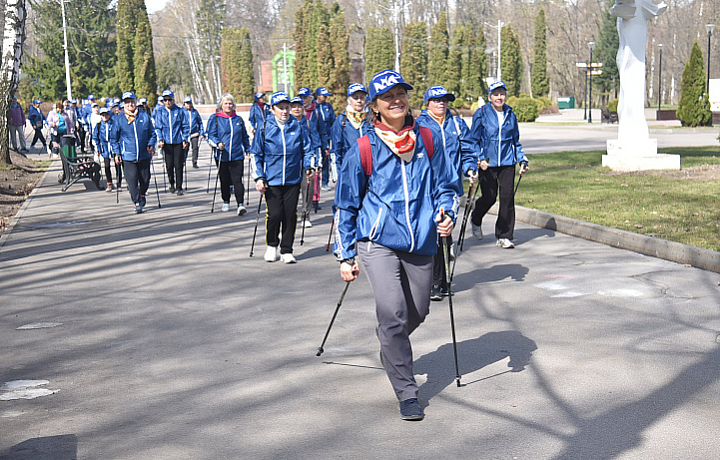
[357,241,433,402]
[9,124,26,150]
[190,136,200,164]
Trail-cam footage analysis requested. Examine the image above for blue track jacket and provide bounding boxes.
[186,107,205,138]
[330,112,371,172]
[207,113,250,162]
[111,111,157,162]
[315,101,336,149]
[470,103,527,167]
[333,122,461,260]
[154,104,189,145]
[28,105,45,127]
[249,102,270,132]
[416,110,479,189]
[93,118,119,158]
[250,116,314,187]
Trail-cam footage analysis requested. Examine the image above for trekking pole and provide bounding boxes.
[150,155,162,208]
[206,153,213,193]
[316,280,352,356]
[249,192,264,257]
[210,160,220,213]
[325,215,334,252]
[116,161,120,204]
[514,174,523,196]
[161,151,167,192]
[458,181,480,252]
[300,176,312,246]
[441,212,461,387]
[245,157,251,207]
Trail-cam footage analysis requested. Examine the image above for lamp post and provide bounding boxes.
[657,44,663,112]
[707,24,715,95]
[60,0,72,100]
[588,41,594,124]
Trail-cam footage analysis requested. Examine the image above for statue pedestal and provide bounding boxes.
[602,138,680,171]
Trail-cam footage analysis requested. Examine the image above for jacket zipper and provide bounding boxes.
[400,161,415,252]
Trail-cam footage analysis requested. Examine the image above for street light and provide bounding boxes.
[59,0,72,100]
[657,43,663,112]
[706,24,714,95]
[588,41,594,124]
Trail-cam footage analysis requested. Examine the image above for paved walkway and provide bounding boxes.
[1,140,719,459]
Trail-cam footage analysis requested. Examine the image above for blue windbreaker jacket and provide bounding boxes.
[111,111,157,162]
[249,102,270,132]
[185,107,205,137]
[315,101,336,149]
[93,118,119,158]
[207,113,250,162]
[333,122,461,260]
[154,104,189,145]
[329,112,371,173]
[416,110,479,187]
[250,116,314,186]
[470,103,527,167]
[28,105,45,127]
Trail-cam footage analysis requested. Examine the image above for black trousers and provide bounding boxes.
[471,165,516,240]
[215,158,244,204]
[163,143,185,190]
[123,158,151,204]
[103,157,122,187]
[77,125,86,152]
[264,183,300,254]
[31,126,46,147]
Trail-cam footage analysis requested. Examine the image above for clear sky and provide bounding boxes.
[145,0,169,14]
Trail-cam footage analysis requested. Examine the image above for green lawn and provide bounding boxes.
[510,146,720,251]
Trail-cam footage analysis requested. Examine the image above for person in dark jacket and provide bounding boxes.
[469,81,529,249]
[334,70,461,421]
[251,91,315,264]
[93,107,121,192]
[314,86,336,191]
[154,90,190,195]
[329,83,371,182]
[206,93,250,215]
[184,96,205,169]
[298,87,324,212]
[8,96,28,154]
[249,92,269,135]
[111,92,157,213]
[416,85,479,300]
[28,99,47,152]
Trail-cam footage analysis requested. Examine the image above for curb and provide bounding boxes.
[511,205,720,273]
[0,159,57,251]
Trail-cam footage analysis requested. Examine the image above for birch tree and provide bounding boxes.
[1,0,27,166]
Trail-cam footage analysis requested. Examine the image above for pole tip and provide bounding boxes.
[316,347,324,356]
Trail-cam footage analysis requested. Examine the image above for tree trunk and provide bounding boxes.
[1,0,26,167]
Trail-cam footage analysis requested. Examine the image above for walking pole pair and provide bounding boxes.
[300,176,312,246]
[210,159,221,213]
[441,224,462,387]
[150,154,162,208]
[325,215,334,252]
[450,181,479,282]
[249,192,265,257]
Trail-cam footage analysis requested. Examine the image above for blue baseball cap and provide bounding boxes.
[32,99,41,104]
[368,70,413,100]
[121,92,136,101]
[347,83,367,96]
[183,96,193,103]
[270,91,290,106]
[113,98,120,103]
[99,107,109,114]
[255,92,266,101]
[139,98,147,103]
[161,90,174,98]
[88,94,95,100]
[315,87,331,96]
[298,87,313,97]
[289,96,304,106]
[488,81,507,94]
[70,99,78,104]
[424,86,456,104]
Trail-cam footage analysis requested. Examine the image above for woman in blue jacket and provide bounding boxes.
[207,93,251,215]
[251,91,315,264]
[329,83,372,183]
[93,107,121,192]
[28,99,47,151]
[183,96,205,169]
[154,90,189,195]
[417,85,479,300]
[111,92,157,213]
[469,81,529,249]
[249,92,269,135]
[334,70,461,421]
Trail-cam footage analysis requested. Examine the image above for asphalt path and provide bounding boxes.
[1,133,720,459]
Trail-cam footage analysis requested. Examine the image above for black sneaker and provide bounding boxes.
[399,398,424,421]
[430,285,443,301]
[176,189,184,196]
[169,185,176,194]
[192,162,199,169]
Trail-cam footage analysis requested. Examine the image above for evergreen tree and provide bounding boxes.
[470,24,488,98]
[156,50,194,95]
[593,1,620,102]
[531,8,549,98]
[400,22,428,109]
[134,18,157,103]
[446,24,463,102]
[116,0,156,104]
[317,23,333,87]
[677,40,712,127]
[500,24,522,97]
[365,27,395,80]
[293,1,309,87]
[428,11,449,88]
[26,0,118,101]
[328,3,350,103]
[221,27,255,102]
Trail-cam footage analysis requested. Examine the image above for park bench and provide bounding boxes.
[56,135,101,192]
[601,107,619,124]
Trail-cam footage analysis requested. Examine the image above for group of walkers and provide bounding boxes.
[15,70,528,421]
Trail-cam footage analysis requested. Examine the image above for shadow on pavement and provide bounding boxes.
[0,434,78,460]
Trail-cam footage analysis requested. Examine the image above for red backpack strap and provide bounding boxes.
[358,134,372,176]
[418,126,434,159]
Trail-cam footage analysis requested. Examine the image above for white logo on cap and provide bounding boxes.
[374,73,401,92]
[429,88,445,97]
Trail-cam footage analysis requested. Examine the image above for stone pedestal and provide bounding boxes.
[602,138,680,171]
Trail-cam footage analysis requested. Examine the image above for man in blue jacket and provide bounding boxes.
[183,96,205,169]
[469,81,529,249]
[112,92,157,213]
[28,99,47,152]
[314,87,336,191]
[154,90,189,195]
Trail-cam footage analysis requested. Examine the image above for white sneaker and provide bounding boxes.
[280,253,296,264]
[237,204,247,216]
[320,185,332,191]
[264,246,279,262]
[51,153,59,159]
[496,238,515,249]
[221,203,230,212]
[298,219,313,228]
[471,223,483,240]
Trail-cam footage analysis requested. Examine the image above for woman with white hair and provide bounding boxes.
[206,93,251,215]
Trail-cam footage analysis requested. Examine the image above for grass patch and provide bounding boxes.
[511,146,720,251]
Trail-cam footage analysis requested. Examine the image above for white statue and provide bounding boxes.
[603,0,679,171]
